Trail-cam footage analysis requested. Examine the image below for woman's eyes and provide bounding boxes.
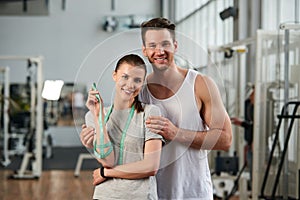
[134,78,142,83]
[121,75,129,80]
[121,76,142,83]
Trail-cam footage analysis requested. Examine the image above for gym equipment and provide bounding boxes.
[74,153,93,177]
[0,56,44,179]
[260,101,300,199]
[0,67,10,166]
[208,27,300,200]
[213,151,246,199]
[215,151,239,176]
[253,28,300,199]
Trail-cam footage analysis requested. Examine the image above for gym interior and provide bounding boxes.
[0,0,300,199]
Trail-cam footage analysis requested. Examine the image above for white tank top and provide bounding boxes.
[139,69,213,200]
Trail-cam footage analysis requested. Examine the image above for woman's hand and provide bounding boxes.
[93,168,106,185]
[80,124,94,148]
[86,89,104,117]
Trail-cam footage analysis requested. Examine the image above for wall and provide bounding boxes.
[0,0,160,84]
[0,0,160,147]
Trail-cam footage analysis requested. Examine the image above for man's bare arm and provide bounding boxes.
[145,75,232,151]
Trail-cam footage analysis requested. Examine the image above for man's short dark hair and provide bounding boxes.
[140,17,176,45]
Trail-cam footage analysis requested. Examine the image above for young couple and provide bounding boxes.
[81,17,232,200]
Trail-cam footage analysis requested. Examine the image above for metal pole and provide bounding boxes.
[252,30,263,200]
[2,67,10,166]
[296,0,299,23]
[282,28,290,200]
[111,0,115,11]
[276,22,300,198]
[30,57,44,177]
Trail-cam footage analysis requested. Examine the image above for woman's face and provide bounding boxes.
[113,62,146,102]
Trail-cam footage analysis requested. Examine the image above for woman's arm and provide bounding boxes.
[93,109,115,168]
[93,139,162,185]
[86,89,115,168]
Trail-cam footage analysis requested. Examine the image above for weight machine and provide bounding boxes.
[0,56,44,179]
[253,27,300,199]
[207,26,300,199]
[0,67,10,166]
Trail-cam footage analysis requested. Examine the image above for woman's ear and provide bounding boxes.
[112,71,117,82]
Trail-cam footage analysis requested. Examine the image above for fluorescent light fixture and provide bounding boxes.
[42,80,64,101]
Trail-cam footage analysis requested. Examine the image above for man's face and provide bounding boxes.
[142,29,177,71]
[249,90,255,104]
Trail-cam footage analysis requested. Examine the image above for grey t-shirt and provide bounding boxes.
[85,104,163,200]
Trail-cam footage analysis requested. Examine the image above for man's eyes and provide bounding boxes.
[147,42,171,49]
[148,44,156,48]
[162,42,171,47]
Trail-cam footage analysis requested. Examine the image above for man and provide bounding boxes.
[81,17,232,199]
[231,86,254,184]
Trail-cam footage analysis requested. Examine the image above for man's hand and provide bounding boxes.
[80,124,94,148]
[93,168,106,185]
[230,117,242,126]
[146,116,178,141]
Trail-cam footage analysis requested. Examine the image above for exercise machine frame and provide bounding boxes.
[0,66,10,166]
[0,56,43,179]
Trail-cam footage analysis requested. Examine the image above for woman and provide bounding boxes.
[85,54,163,200]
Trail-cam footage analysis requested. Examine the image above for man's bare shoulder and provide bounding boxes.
[194,72,220,102]
[195,73,217,88]
[195,72,208,90]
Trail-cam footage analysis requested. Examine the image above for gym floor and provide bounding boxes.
[0,147,241,199]
[0,170,241,200]
[0,170,93,200]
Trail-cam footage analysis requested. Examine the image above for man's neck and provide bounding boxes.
[147,65,188,99]
[151,65,186,85]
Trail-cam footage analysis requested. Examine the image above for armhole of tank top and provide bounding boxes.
[189,70,198,98]
[190,70,202,115]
